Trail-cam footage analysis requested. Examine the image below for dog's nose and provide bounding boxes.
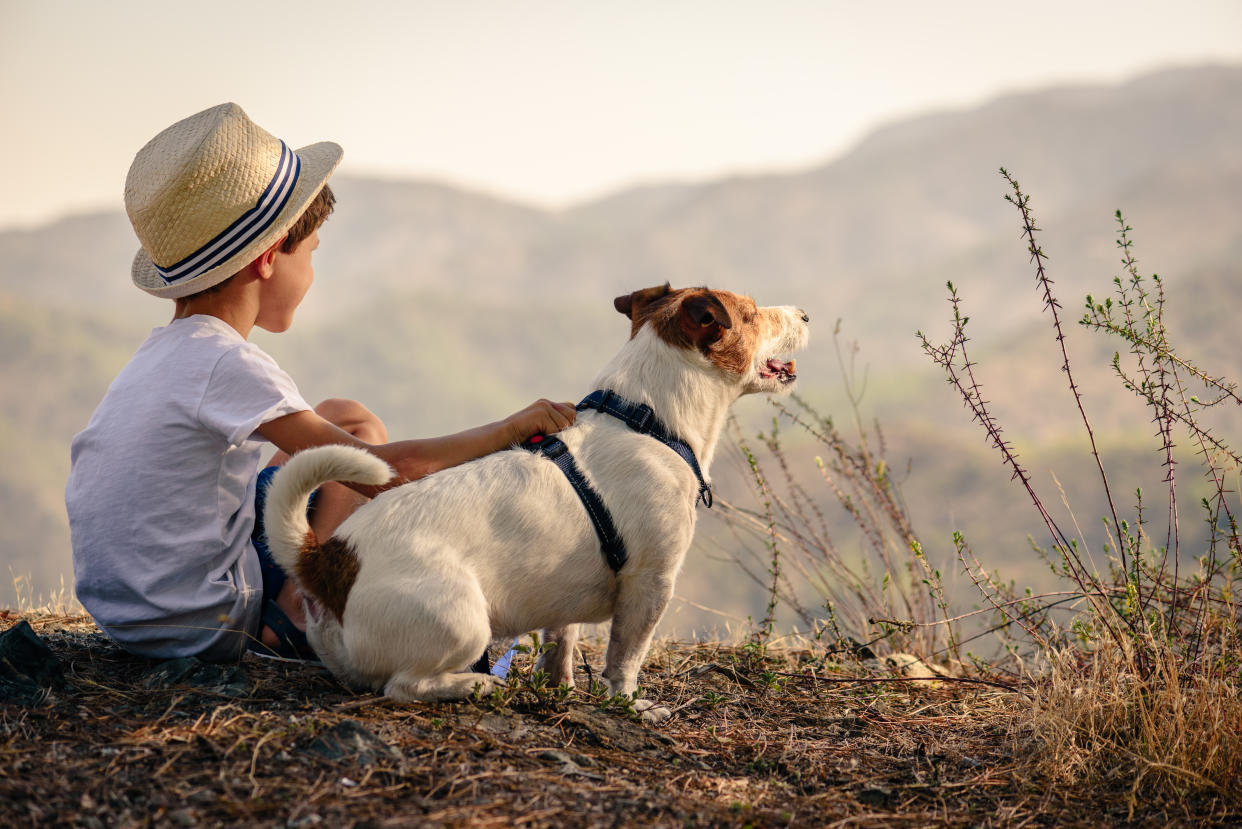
[799,309,810,323]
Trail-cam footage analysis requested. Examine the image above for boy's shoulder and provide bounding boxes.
[94,315,305,443]
[115,315,284,396]
[128,315,249,368]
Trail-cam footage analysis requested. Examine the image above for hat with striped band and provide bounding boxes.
[126,103,342,298]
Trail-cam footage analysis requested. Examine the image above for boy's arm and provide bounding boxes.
[256,398,576,492]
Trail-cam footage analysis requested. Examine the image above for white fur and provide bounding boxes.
[263,293,809,721]
[263,446,393,566]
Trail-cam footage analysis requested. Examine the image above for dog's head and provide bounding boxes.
[614,283,809,395]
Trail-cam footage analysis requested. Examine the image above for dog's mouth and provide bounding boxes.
[760,357,797,383]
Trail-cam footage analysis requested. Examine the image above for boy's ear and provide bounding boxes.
[251,235,288,279]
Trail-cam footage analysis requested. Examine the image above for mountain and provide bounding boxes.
[2,64,1240,631]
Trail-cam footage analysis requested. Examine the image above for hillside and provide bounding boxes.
[2,64,1240,628]
[8,612,1237,827]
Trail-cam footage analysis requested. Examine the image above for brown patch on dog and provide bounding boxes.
[615,284,770,376]
[676,292,733,345]
[296,532,360,622]
[614,283,673,334]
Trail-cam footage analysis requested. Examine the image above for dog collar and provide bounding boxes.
[576,389,713,508]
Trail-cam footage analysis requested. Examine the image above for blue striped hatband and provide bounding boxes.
[156,141,302,285]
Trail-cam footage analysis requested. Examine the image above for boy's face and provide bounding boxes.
[257,229,319,333]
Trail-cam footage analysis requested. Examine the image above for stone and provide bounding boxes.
[0,620,66,704]
[141,657,249,697]
[305,720,400,765]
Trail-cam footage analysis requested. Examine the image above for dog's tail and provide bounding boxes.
[262,445,394,578]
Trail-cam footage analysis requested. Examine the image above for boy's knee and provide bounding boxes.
[315,398,388,444]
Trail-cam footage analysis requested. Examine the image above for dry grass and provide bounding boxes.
[697,177,1242,826]
[9,571,83,616]
[5,611,1241,826]
[1019,640,1242,813]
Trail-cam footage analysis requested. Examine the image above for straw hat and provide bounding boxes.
[126,103,342,298]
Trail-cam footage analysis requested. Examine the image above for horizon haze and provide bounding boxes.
[3,1,1242,229]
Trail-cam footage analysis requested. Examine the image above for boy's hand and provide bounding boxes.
[504,399,577,445]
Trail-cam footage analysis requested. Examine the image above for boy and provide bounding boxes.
[65,103,574,662]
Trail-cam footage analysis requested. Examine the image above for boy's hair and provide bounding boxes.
[181,184,336,299]
[280,183,336,253]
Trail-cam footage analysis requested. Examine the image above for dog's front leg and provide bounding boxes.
[536,625,578,688]
[602,575,674,724]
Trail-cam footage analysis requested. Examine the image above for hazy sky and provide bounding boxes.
[2,0,1241,229]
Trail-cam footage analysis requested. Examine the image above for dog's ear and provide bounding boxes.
[676,290,733,348]
[614,283,673,320]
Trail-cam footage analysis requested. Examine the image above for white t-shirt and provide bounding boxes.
[66,315,310,661]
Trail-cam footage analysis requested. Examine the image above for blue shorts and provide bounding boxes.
[252,465,318,606]
[249,466,318,659]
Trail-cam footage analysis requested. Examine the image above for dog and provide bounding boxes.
[263,284,808,722]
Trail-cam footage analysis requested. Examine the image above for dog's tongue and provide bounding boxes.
[764,358,796,378]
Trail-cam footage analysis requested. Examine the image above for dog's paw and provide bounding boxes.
[634,698,672,725]
[470,674,503,696]
[384,670,503,702]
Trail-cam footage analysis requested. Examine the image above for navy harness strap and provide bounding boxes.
[520,390,713,574]
[521,434,628,572]
[576,389,714,508]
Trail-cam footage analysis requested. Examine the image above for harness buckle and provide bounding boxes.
[627,403,654,432]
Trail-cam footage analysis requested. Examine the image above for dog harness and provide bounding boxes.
[521,390,714,573]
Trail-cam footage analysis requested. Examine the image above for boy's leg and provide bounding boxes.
[307,398,388,540]
[261,398,387,649]
[267,397,388,539]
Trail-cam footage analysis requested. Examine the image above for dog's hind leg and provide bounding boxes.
[377,615,501,702]
[536,625,579,688]
[347,565,496,702]
[602,575,674,724]
[384,670,500,702]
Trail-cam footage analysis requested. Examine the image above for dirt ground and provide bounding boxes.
[1,612,1235,827]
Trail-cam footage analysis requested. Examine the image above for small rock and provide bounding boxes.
[472,713,529,740]
[536,749,603,780]
[0,620,66,704]
[857,785,893,807]
[537,749,573,764]
[306,720,400,765]
[884,652,949,680]
[561,706,676,752]
[168,808,196,826]
[141,657,249,697]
